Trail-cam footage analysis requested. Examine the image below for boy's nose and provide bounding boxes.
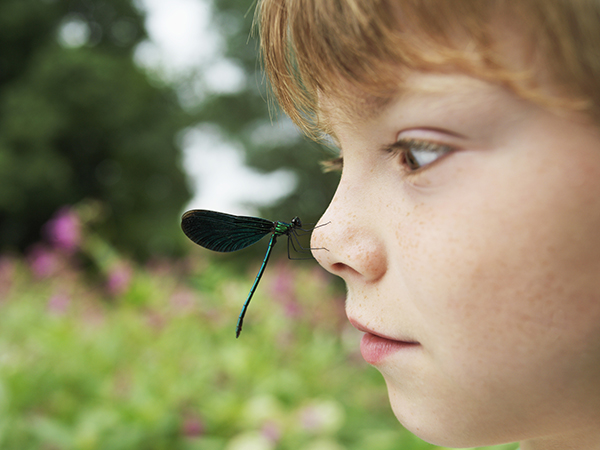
[311,185,387,283]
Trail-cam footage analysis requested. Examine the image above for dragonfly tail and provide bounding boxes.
[235,234,278,338]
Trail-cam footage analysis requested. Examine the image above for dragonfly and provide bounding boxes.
[181,209,319,337]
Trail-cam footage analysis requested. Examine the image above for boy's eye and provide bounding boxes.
[321,138,454,173]
[392,138,454,172]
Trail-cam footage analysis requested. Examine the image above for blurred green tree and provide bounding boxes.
[195,0,340,226]
[0,0,191,259]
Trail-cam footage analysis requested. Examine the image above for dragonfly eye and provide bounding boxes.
[292,217,302,228]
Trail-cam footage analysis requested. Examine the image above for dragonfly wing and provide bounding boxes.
[181,210,274,253]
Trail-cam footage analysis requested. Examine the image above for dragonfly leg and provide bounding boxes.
[290,230,311,253]
[297,221,331,233]
[287,231,328,260]
[293,222,330,253]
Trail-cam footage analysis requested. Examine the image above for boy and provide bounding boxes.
[258,1,600,449]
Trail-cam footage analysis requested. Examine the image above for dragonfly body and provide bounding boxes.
[181,209,303,337]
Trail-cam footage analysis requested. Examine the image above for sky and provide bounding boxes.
[136,0,296,216]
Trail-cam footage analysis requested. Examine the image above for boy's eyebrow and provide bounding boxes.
[346,80,454,122]
[356,94,396,120]
[355,74,516,122]
[318,90,394,129]
[357,81,459,120]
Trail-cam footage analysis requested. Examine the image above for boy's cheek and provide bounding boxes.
[391,146,600,355]
[378,222,600,447]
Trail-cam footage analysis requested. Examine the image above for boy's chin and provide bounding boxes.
[384,379,514,449]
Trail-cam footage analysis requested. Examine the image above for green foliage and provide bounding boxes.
[196,0,340,225]
[0,0,191,259]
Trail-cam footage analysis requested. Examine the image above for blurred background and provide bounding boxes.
[0,1,516,449]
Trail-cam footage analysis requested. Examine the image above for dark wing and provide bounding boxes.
[181,209,274,253]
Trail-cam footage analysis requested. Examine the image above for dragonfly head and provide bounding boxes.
[291,216,302,228]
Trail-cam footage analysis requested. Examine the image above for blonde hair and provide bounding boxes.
[257,0,600,139]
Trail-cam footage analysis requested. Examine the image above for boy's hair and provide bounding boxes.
[257,0,600,139]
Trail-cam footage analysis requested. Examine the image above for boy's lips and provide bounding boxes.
[348,318,420,365]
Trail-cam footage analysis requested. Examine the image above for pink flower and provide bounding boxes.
[106,262,132,296]
[0,256,16,296]
[47,292,70,315]
[181,415,204,437]
[270,266,302,318]
[145,310,166,331]
[298,401,345,433]
[169,289,196,313]
[261,421,281,443]
[43,206,81,253]
[27,244,59,278]
[270,266,295,298]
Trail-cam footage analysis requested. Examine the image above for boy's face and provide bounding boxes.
[311,73,600,447]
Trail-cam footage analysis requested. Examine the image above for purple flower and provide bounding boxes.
[43,206,81,253]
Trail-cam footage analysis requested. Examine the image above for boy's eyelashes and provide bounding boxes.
[320,156,343,173]
[384,138,455,172]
